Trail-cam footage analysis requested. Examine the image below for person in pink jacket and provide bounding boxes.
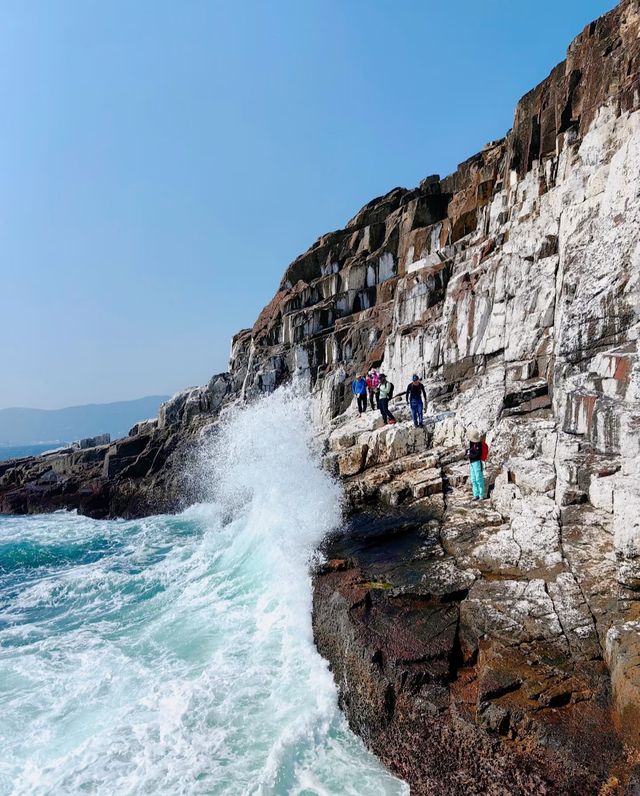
[366,369,380,410]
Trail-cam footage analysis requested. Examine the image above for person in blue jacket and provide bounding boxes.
[405,374,427,428]
[352,374,368,415]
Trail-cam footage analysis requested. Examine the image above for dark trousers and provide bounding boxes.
[410,399,424,426]
[368,389,378,410]
[379,398,395,423]
[356,393,367,413]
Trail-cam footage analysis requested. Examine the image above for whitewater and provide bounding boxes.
[0,390,408,795]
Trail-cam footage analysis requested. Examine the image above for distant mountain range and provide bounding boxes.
[0,396,169,447]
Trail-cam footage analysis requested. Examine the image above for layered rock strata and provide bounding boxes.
[2,1,640,791]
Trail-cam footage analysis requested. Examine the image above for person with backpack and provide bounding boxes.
[467,428,488,500]
[352,374,368,415]
[366,368,380,410]
[377,374,397,425]
[405,374,427,428]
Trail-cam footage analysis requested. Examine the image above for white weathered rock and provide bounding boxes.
[589,472,616,513]
[613,474,640,588]
[403,467,443,499]
[364,422,428,468]
[471,496,562,574]
[503,457,556,496]
[546,571,601,659]
[462,579,565,646]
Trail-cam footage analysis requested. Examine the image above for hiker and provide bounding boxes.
[405,374,427,428]
[352,374,368,415]
[366,368,380,410]
[467,428,487,500]
[377,374,397,425]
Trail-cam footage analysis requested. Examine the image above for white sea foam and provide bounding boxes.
[0,387,408,795]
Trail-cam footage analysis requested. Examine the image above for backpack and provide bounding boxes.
[480,441,489,462]
[387,381,395,399]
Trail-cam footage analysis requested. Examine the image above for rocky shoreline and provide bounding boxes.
[314,438,634,794]
[318,400,639,788]
[2,1,640,791]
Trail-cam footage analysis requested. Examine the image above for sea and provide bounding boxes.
[0,444,68,462]
[0,389,408,795]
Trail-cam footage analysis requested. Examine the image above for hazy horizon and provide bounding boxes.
[0,0,616,409]
[0,393,170,413]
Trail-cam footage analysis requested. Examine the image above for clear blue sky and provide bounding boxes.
[0,0,615,409]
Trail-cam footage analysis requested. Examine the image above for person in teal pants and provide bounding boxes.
[467,429,485,500]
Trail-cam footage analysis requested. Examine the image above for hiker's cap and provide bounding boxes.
[468,428,482,442]
[412,374,419,381]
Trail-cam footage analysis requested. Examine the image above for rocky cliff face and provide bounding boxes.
[2,1,640,791]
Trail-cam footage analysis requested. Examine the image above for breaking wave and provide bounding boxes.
[0,387,407,795]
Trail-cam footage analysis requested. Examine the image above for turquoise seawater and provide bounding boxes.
[0,391,407,795]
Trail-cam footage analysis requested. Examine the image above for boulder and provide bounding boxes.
[77,433,111,449]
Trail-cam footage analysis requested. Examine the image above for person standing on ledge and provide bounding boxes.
[366,368,380,410]
[467,428,487,500]
[377,374,397,425]
[352,374,368,415]
[405,374,427,428]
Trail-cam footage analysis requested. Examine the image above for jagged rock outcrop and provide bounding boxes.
[1,1,640,791]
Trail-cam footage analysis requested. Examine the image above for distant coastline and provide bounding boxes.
[0,395,169,451]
